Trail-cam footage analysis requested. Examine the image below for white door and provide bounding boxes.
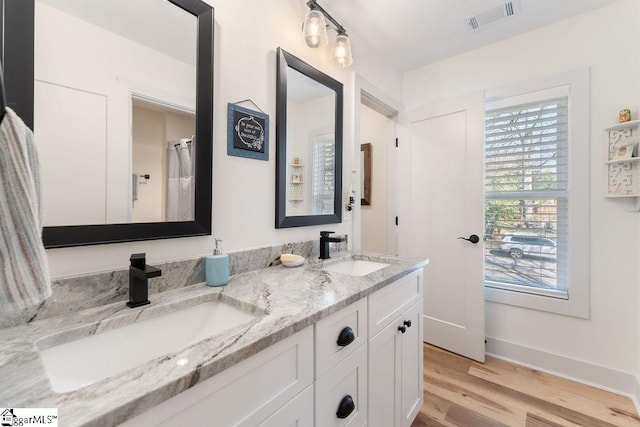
[398,92,485,362]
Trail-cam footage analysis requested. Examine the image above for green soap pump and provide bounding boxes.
[206,238,229,287]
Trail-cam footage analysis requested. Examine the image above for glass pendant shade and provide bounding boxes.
[302,9,328,48]
[331,33,353,68]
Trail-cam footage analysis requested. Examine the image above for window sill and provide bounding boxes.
[485,283,589,319]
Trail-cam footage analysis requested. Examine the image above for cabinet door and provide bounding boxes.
[400,300,423,427]
[368,316,401,427]
[259,384,314,427]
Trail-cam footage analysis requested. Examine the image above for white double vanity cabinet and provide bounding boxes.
[124,268,424,427]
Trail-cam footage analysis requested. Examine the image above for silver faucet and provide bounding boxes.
[127,253,162,308]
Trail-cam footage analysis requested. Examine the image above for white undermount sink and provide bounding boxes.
[38,300,258,393]
[322,259,390,277]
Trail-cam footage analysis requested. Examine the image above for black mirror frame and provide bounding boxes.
[0,0,213,248]
[275,48,343,228]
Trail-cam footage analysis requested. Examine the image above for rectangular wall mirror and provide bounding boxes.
[1,0,214,248]
[275,48,343,228]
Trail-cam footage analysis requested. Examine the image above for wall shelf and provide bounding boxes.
[604,120,639,199]
[288,164,304,202]
[604,119,640,131]
[604,157,640,165]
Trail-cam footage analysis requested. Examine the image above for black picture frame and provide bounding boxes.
[361,143,372,206]
[227,103,269,161]
[275,48,343,228]
[1,0,214,248]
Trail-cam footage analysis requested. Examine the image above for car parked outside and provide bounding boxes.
[500,233,557,259]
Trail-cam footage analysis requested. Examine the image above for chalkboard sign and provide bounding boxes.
[227,103,269,160]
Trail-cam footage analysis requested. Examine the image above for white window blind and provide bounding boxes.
[484,94,569,299]
[312,136,335,215]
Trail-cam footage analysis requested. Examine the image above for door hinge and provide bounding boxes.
[395,216,399,226]
[395,138,398,148]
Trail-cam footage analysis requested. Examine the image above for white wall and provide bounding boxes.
[45,0,403,277]
[404,0,640,377]
[360,104,391,253]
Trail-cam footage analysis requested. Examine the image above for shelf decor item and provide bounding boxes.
[619,109,632,123]
[612,141,635,160]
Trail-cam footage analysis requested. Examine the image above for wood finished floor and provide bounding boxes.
[412,344,640,427]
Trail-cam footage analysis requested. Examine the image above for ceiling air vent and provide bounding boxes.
[466,1,520,31]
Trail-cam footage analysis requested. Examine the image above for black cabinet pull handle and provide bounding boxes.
[403,320,412,328]
[337,327,356,347]
[336,395,355,419]
[398,325,406,334]
[457,234,480,244]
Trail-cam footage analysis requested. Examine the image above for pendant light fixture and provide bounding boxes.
[302,0,353,68]
[331,30,353,68]
[302,8,328,48]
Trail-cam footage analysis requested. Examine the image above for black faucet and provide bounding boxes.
[127,253,162,308]
[319,231,346,260]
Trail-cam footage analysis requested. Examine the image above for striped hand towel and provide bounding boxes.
[0,107,51,308]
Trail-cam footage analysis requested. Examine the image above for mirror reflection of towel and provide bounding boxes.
[166,138,194,221]
[132,173,138,203]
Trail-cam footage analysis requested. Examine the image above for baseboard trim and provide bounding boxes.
[486,337,635,398]
[633,375,640,416]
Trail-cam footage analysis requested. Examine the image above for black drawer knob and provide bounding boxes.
[403,320,412,328]
[337,327,355,347]
[398,325,407,334]
[336,394,355,419]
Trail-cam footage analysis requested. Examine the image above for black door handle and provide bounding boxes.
[337,327,356,347]
[336,395,355,419]
[458,234,479,244]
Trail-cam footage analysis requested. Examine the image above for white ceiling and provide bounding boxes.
[38,0,623,73]
[321,0,622,71]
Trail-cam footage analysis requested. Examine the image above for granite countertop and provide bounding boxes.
[0,252,427,427]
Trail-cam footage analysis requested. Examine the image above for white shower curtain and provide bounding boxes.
[166,137,194,221]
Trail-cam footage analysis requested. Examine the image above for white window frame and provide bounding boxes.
[484,68,590,319]
[312,134,335,215]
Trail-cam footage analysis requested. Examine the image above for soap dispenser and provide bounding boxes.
[206,238,229,287]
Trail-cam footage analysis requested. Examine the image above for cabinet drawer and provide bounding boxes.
[369,269,423,337]
[121,327,313,427]
[315,344,368,427]
[315,297,367,378]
